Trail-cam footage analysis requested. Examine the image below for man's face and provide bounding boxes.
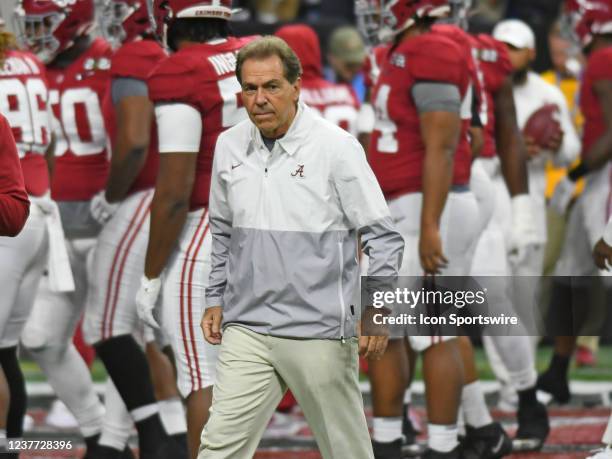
[240,55,300,138]
[506,44,535,72]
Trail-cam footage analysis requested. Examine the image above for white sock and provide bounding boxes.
[158,398,187,436]
[457,406,465,437]
[403,389,412,405]
[130,403,159,423]
[603,412,612,444]
[99,379,132,451]
[461,381,493,428]
[428,424,459,453]
[0,429,6,448]
[372,417,402,443]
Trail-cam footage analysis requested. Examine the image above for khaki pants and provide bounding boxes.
[198,325,374,459]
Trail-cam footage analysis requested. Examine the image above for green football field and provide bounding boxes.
[20,345,612,383]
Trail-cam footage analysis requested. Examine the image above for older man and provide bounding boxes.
[199,36,403,459]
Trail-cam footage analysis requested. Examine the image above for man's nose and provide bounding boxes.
[255,87,267,105]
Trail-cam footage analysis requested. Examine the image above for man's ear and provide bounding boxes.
[293,77,302,102]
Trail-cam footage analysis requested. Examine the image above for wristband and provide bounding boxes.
[567,162,588,182]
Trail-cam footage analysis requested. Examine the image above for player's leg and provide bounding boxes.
[368,339,410,457]
[97,378,135,458]
[163,209,217,459]
[145,339,187,444]
[587,412,612,458]
[87,191,176,457]
[0,209,48,456]
[22,238,105,452]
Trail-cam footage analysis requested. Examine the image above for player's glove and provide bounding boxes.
[508,194,542,270]
[136,276,162,329]
[549,176,576,216]
[90,191,119,225]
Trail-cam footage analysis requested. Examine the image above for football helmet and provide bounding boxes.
[356,0,451,45]
[14,0,95,63]
[99,0,154,49]
[148,0,236,38]
[574,0,612,47]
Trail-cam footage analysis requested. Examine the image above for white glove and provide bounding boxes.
[549,177,576,216]
[136,276,162,329]
[357,103,375,134]
[508,194,542,269]
[90,191,119,225]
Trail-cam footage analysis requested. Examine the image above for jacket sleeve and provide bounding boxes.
[332,135,404,279]
[0,115,30,237]
[205,135,233,308]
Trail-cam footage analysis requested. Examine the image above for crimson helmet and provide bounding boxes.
[148,0,237,39]
[356,0,451,45]
[99,0,153,48]
[573,0,612,47]
[14,0,95,63]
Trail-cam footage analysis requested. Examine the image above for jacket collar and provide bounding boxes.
[248,102,313,156]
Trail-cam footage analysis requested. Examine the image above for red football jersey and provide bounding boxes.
[0,113,30,235]
[106,39,167,195]
[470,34,513,158]
[46,37,112,201]
[0,49,51,197]
[580,46,612,158]
[148,36,256,210]
[363,45,388,92]
[368,32,471,198]
[301,80,360,136]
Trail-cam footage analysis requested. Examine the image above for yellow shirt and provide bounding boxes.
[540,70,584,198]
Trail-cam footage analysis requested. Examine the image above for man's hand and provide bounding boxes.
[358,306,389,360]
[90,191,119,225]
[524,136,541,159]
[593,238,612,271]
[201,306,223,345]
[545,125,564,153]
[419,224,448,275]
[549,177,576,216]
[136,276,162,329]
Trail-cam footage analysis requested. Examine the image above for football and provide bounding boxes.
[522,103,562,148]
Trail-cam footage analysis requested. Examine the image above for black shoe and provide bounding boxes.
[513,401,549,451]
[84,445,131,459]
[421,445,462,459]
[462,422,512,459]
[402,414,423,457]
[373,439,403,459]
[537,369,570,404]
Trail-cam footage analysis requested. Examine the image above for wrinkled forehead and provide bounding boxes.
[241,55,286,85]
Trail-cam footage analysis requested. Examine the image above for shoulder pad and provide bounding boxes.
[111,40,166,80]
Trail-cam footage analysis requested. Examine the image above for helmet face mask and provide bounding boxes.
[564,0,612,49]
[14,0,95,64]
[355,0,450,46]
[14,8,64,63]
[99,0,152,48]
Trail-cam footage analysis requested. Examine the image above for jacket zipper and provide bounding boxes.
[337,241,346,343]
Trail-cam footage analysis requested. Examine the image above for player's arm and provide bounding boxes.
[144,103,201,279]
[105,78,153,202]
[581,80,612,171]
[413,82,462,274]
[494,76,529,196]
[0,116,30,236]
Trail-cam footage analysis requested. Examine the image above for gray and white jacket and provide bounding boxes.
[205,103,403,340]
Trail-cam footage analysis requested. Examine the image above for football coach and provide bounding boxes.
[199,36,404,459]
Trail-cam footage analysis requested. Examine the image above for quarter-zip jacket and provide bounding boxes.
[206,103,404,339]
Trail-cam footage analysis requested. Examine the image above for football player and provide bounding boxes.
[13,0,131,456]
[136,1,255,456]
[275,24,361,136]
[356,1,510,458]
[82,0,186,457]
[539,0,612,406]
[0,20,50,456]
